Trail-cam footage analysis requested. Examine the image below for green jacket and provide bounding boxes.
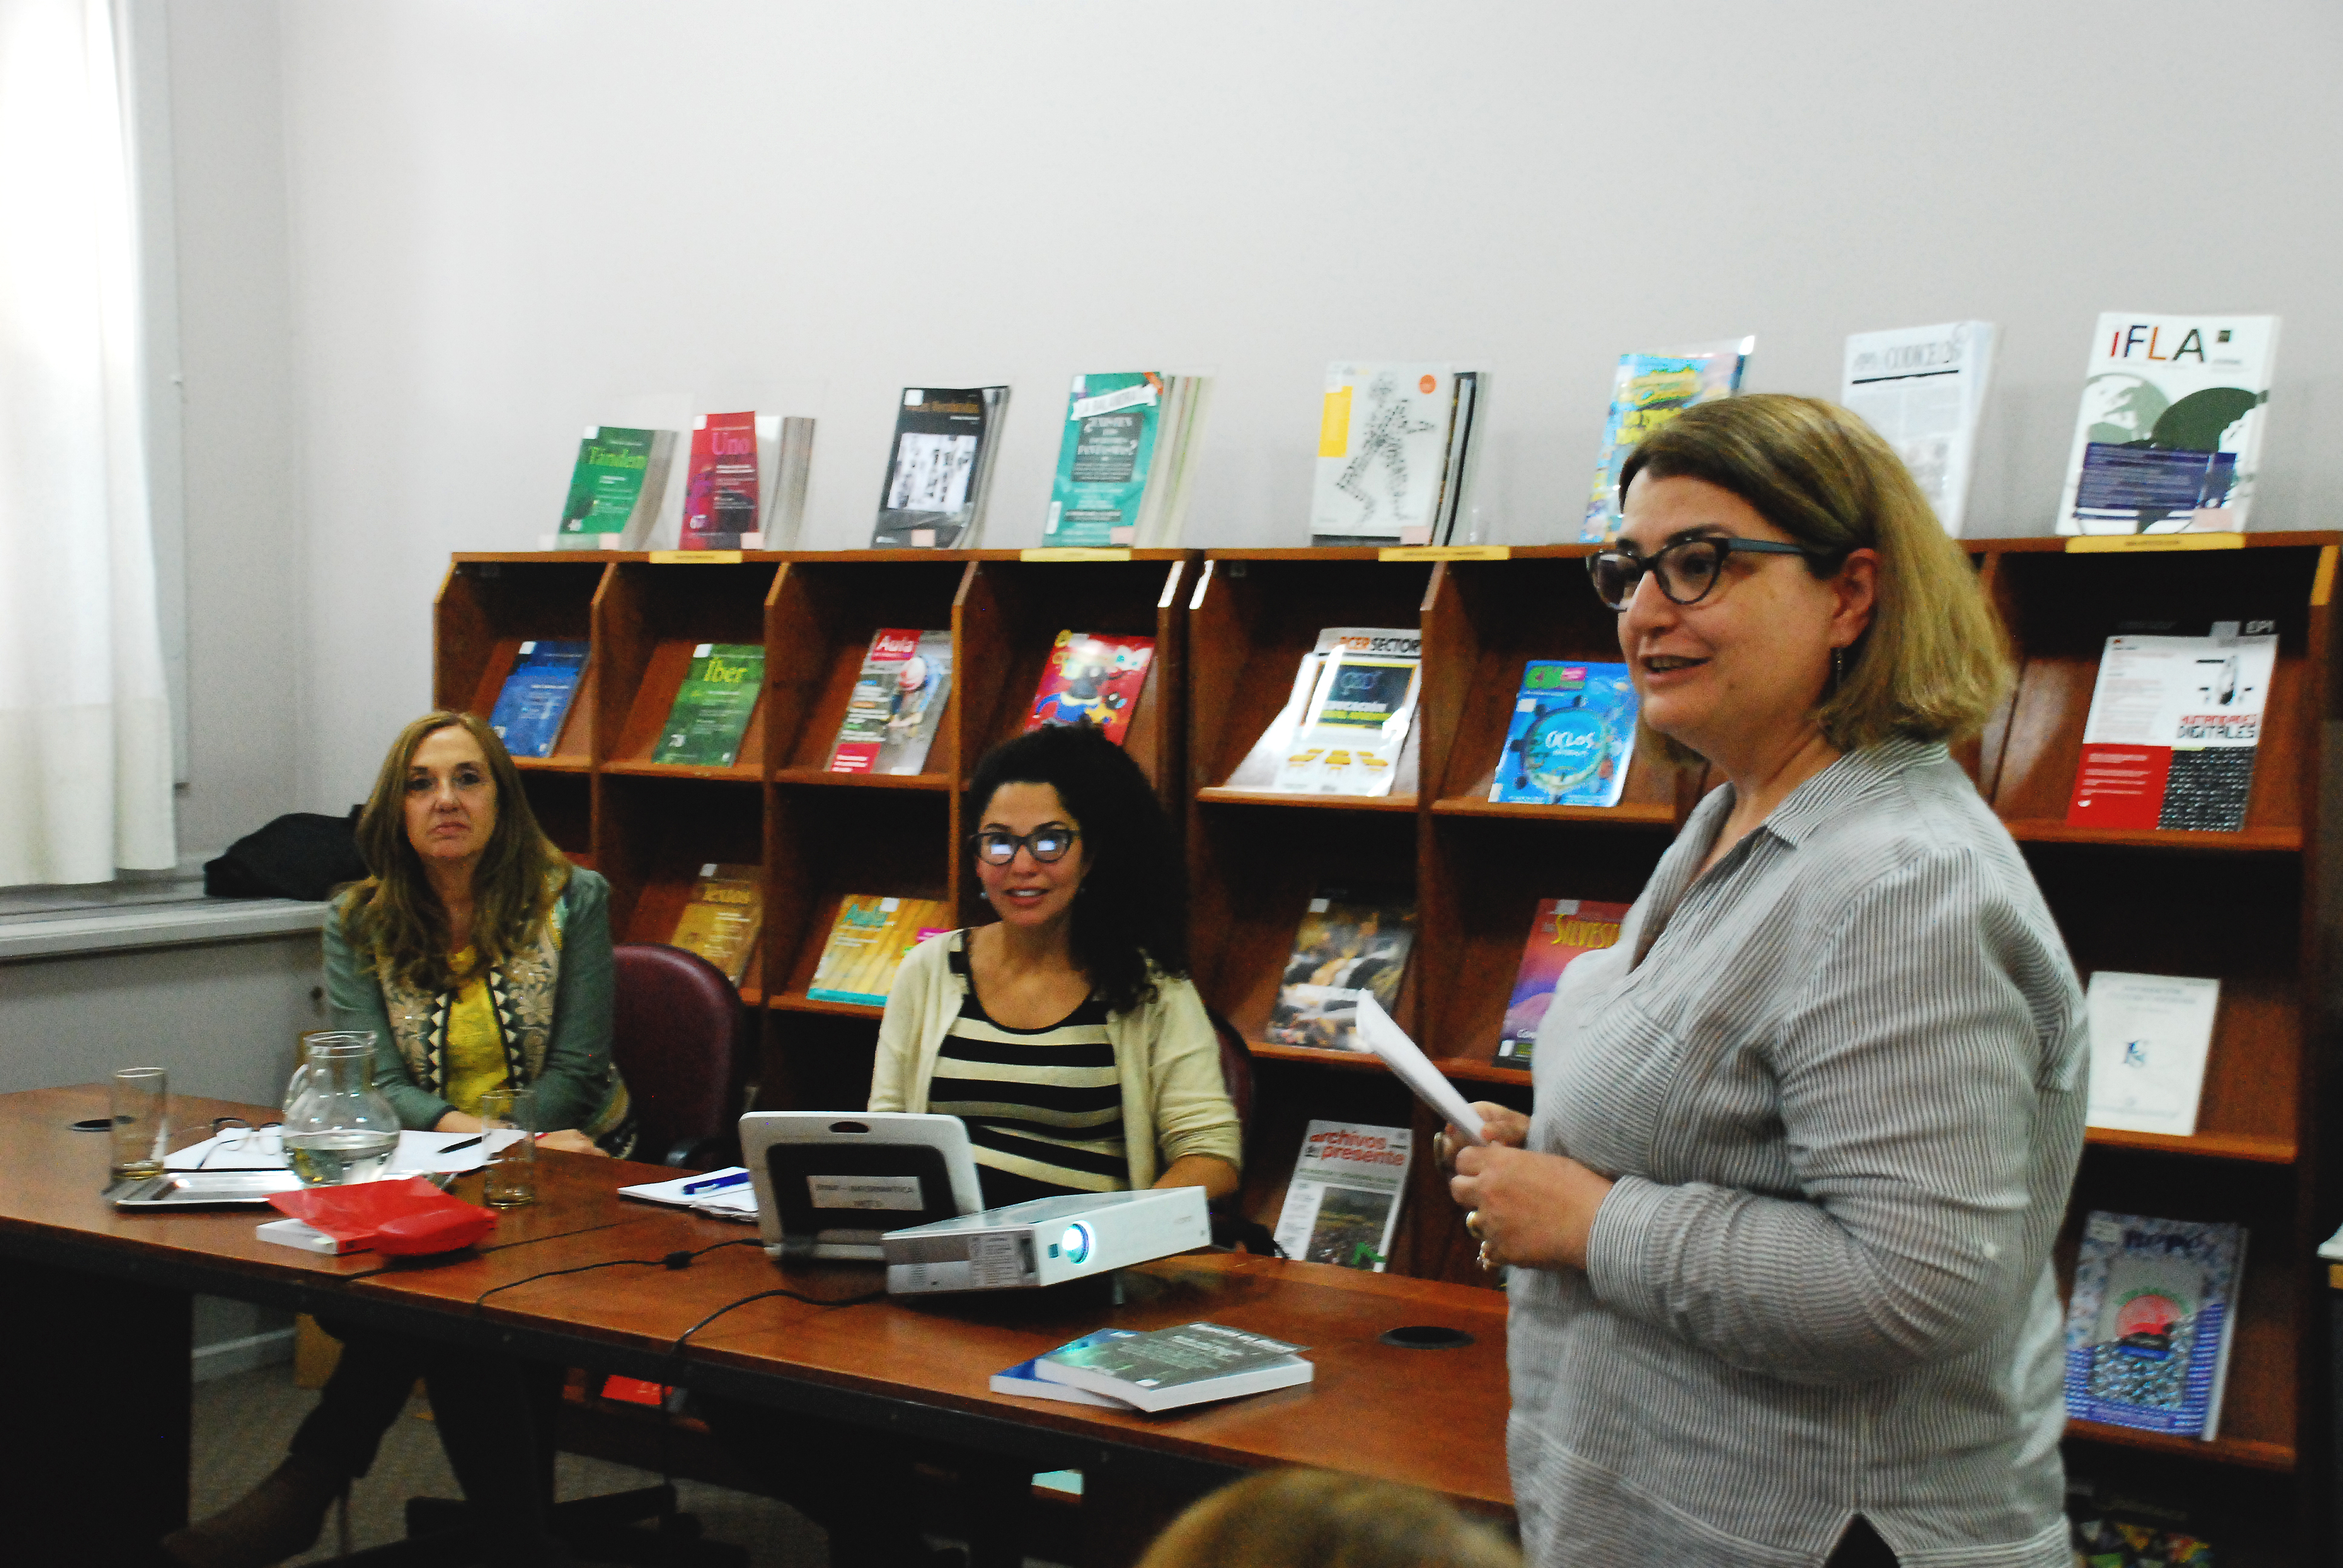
[323,868,629,1140]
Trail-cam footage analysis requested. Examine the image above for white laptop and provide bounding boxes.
[738,1111,985,1261]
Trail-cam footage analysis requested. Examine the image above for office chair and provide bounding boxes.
[374,944,752,1567]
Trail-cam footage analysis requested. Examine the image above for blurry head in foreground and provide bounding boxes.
[1135,1469,1521,1568]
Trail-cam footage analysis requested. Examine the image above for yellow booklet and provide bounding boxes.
[806,894,951,1006]
[669,863,762,985]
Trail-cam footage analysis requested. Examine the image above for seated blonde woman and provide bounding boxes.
[165,711,629,1568]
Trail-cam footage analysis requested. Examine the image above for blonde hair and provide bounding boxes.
[1617,393,2011,764]
[339,711,569,991]
[1135,1469,1520,1568]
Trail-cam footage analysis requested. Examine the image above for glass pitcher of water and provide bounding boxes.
[283,1031,401,1184]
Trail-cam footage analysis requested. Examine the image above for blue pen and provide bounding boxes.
[681,1169,752,1196]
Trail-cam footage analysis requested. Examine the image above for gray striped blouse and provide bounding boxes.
[1513,737,2086,1567]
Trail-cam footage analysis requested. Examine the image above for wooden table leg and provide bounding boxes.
[0,1256,193,1565]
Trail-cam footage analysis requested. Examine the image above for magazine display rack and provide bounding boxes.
[437,535,2336,1557]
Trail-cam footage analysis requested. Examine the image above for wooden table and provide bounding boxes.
[0,1085,1513,1566]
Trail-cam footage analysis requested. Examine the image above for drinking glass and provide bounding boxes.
[109,1067,169,1181]
[478,1086,537,1209]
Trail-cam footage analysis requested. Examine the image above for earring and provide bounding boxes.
[1830,647,1846,693]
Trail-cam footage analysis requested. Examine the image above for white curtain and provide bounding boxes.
[0,0,173,886]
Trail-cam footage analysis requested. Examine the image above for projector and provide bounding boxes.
[882,1186,1211,1295]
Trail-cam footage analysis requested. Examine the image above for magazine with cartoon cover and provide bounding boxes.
[1044,373,1164,547]
[1495,898,1630,1065]
[1310,363,1457,546]
[2063,1211,2245,1439]
[1227,627,1421,789]
[826,629,954,775]
[1271,1120,1412,1271]
[1579,336,1754,541]
[2056,314,2279,535]
[1488,661,1637,806]
[2067,622,2277,832]
[871,387,1008,549]
[1266,889,1415,1054]
[1840,321,1997,536]
[1270,644,1422,795]
[1024,631,1154,747]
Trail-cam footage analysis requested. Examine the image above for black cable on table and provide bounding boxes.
[470,1236,763,1310]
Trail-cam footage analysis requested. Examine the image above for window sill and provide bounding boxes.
[0,897,327,962]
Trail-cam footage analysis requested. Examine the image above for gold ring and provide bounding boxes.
[1464,1209,1484,1241]
[1478,1240,1497,1272]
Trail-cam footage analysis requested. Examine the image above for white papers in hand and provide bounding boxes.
[1352,994,1484,1145]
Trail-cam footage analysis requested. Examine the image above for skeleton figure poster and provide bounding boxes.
[1311,362,1458,546]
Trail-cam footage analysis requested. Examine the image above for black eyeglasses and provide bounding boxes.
[1585,536,1837,612]
[970,824,1080,866]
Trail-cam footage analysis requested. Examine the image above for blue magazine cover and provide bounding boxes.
[1489,661,1636,807]
[487,639,589,759]
[2062,1211,2244,1439]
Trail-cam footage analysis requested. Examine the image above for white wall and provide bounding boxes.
[168,2,2343,811]
[163,0,307,851]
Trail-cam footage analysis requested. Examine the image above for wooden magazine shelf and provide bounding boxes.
[439,534,2339,1560]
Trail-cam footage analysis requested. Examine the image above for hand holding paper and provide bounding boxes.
[1353,994,1485,1146]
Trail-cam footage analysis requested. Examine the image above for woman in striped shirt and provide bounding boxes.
[711,726,1241,1568]
[1446,396,2086,1568]
[871,723,1242,1206]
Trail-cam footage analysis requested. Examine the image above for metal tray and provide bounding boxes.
[106,1171,306,1208]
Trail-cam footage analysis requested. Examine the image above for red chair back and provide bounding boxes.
[610,943,742,1166]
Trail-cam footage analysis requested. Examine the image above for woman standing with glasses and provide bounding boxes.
[707,724,1241,1568]
[1443,395,2085,1568]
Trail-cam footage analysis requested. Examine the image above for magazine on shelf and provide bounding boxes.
[680,411,761,549]
[1224,628,1420,789]
[2066,622,2276,832]
[1032,1321,1312,1413]
[2056,314,2279,535]
[1023,631,1155,746]
[871,386,1008,549]
[556,426,676,549]
[1271,1121,1412,1272]
[1487,661,1637,806]
[825,629,953,775]
[486,640,588,759]
[2084,972,2220,1138]
[1495,899,1631,1065]
[757,415,816,549]
[1043,372,1212,547]
[2063,1211,2245,1439]
[1310,363,1478,547]
[1265,888,1415,1054]
[652,644,765,766]
[1270,642,1422,795]
[668,863,762,986]
[1840,321,1997,536]
[1581,336,1754,541]
[805,895,952,1006]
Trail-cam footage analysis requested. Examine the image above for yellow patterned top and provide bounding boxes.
[440,947,510,1116]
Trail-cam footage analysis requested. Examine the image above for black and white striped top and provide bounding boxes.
[1512,737,2086,1568]
[927,941,1127,1209]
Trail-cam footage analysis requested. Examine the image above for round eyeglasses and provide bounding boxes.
[1585,536,1836,612]
[970,824,1080,866]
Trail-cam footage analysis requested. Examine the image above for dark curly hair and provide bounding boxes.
[966,726,1189,1016]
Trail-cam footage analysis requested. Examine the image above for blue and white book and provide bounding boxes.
[991,1330,1143,1409]
[1488,661,1637,807]
[487,640,589,759]
[2063,1211,2245,1439]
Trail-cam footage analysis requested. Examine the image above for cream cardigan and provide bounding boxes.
[867,930,1242,1190]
